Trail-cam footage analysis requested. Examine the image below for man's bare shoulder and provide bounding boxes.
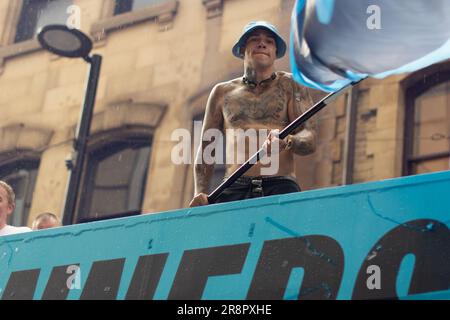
[213,77,244,94]
[276,71,311,95]
[206,78,243,112]
[276,70,294,79]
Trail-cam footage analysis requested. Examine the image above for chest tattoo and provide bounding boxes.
[223,82,289,126]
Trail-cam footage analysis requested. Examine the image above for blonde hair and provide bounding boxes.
[0,180,15,206]
[32,212,61,230]
[34,212,60,223]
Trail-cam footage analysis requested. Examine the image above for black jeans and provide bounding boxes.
[214,175,301,204]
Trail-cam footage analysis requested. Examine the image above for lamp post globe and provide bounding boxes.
[38,24,93,61]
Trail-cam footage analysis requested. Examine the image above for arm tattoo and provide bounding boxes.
[288,130,316,155]
[194,142,215,194]
[194,85,224,194]
[288,81,317,155]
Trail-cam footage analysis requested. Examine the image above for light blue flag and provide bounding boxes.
[291,0,450,92]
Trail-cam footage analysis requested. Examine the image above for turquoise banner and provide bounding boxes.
[1,171,449,300]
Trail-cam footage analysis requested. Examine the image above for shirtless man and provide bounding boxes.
[190,21,316,207]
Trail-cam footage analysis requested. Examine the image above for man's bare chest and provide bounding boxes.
[222,84,290,127]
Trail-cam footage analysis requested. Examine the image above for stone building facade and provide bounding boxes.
[0,0,448,227]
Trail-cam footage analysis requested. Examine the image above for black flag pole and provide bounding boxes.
[207,78,365,204]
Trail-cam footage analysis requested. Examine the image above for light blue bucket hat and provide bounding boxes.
[232,21,287,59]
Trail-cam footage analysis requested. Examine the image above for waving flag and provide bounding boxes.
[291,0,450,92]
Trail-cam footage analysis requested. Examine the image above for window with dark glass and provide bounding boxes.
[15,0,73,43]
[77,138,152,222]
[114,0,167,15]
[0,160,39,227]
[404,77,450,175]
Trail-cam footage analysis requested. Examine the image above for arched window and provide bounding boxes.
[403,68,450,175]
[0,159,39,226]
[76,135,152,223]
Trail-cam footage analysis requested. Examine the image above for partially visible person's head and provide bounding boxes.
[0,181,15,228]
[32,212,61,230]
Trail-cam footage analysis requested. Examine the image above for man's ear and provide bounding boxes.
[6,203,14,216]
[239,46,246,58]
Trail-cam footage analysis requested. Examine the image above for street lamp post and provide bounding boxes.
[38,25,102,225]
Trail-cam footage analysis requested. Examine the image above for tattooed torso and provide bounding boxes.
[194,71,315,193]
[223,72,293,129]
[212,71,313,177]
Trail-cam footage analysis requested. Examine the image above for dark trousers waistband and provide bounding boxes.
[214,175,301,204]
